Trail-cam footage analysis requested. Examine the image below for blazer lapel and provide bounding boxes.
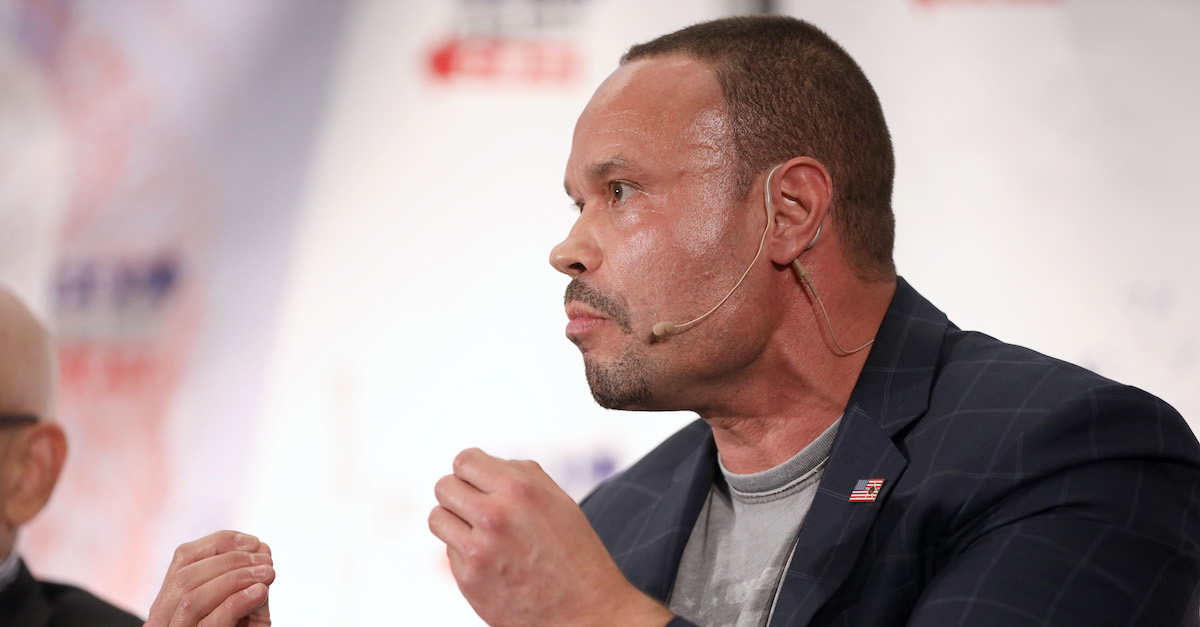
[769,279,948,626]
[603,421,719,602]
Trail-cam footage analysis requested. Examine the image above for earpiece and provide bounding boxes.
[805,223,822,251]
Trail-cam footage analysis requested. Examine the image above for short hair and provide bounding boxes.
[622,16,896,280]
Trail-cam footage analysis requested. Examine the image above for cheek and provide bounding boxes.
[606,226,662,286]
[675,205,728,258]
[671,193,746,285]
[674,111,741,258]
[601,198,744,318]
[601,225,684,319]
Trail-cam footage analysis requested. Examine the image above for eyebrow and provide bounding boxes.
[564,155,636,196]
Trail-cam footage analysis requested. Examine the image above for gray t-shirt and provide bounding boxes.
[668,418,841,626]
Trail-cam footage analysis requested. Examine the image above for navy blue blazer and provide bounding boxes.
[581,279,1200,626]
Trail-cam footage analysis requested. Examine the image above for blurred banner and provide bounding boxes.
[1,0,1197,624]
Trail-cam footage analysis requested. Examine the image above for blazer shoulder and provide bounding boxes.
[42,580,143,627]
[889,329,1200,608]
[936,327,1183,418]
[582,419,712,506]
[913,326,1199,474]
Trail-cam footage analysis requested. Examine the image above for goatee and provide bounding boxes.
[584,352,652,409]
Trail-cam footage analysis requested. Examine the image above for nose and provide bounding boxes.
[549,219,600,278]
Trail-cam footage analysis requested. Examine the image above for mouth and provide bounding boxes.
[563,279,633,338]
[564,302,610,338]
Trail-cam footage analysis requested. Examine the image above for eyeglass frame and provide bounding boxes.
[0,413,39,427]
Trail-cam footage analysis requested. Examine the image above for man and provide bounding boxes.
[144,13,1200,627]
[0,285,143,626]
[0,283,273,625]
[428,15,1200,627]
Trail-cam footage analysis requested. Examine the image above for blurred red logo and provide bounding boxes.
[428,36,580,83]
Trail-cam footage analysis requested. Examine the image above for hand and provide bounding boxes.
[429,448,674,627]
[144,530,273,627]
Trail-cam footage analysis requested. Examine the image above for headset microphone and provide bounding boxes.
[652,164,786,337]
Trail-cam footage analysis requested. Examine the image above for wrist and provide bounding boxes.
[583,586,675,627]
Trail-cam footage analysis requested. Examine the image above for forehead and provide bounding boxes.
[566,54,730,188]
[586,54,723,118]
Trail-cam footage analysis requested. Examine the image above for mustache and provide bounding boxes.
[564,279,633,334]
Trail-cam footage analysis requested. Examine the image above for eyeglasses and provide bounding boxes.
[0,413,38,427]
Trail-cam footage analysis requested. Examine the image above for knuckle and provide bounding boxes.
[176,591,199,620]
[228,530,258,550]
[457,568,481,593]
[231,565,260,587]
[433,474,454,499]
[461,540,492,571]
[250,550,273,567]
[503,475,535,500]
[475,503,508,534]
[452,449,471,472]
[518,458,544,473]
[453,447,488,472]
[227,550,257,570]
[171,543,191,566]
[164,577,189,601]
[428,506,446,532]
[253,564,276,585]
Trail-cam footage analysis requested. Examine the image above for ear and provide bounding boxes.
[765,156,833,266]
[1,423,67,526]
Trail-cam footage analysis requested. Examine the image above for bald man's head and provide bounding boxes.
[0,285,66,558]
[0,286,56,420]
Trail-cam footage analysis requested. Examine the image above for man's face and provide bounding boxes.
[552,55,765,410]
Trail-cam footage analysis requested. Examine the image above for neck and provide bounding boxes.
[699,272,895,473]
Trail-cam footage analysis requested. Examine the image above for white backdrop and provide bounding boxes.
[1,0,1197,624]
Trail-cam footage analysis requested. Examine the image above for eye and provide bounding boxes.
[608,181,637,204]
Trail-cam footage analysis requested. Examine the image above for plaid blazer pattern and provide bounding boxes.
[581,278,1200,626]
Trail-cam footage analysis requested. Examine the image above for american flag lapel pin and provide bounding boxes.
[848,478,885,503]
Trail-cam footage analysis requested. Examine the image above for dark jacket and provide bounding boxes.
[0,559,142,627]
[582,278,1200,626]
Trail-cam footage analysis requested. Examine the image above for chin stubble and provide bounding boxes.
[565,278,651,407]
[584,350,652,409]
